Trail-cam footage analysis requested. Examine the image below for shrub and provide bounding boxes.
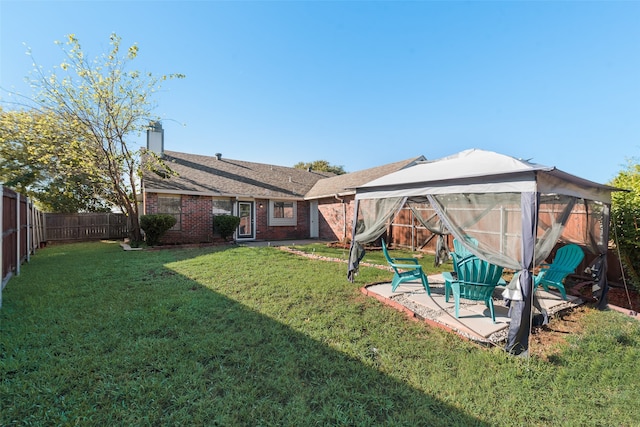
[140,214,177,246]
[610,160,640,291]
[214,214,241,240]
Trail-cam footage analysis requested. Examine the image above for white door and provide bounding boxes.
[309,200,319,238]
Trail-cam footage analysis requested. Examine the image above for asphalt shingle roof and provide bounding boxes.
[304,156,426,200]
[143,151,334,199]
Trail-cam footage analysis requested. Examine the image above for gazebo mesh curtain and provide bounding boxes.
[347,191,611,353]
[348,193,604,286]
[347,197,406,282]
[406,200,451,266]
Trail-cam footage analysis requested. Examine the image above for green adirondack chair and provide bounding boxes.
[451,237,480,277]
[534,244,584,300]
[453,236,479,258]
[443,256,505,323]
[381,239,430,295]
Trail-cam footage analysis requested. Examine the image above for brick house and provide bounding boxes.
[141,122,428,245]
[141,123,334,244]
[304,156,426,242]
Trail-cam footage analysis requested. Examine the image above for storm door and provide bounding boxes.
[237,201,254,239]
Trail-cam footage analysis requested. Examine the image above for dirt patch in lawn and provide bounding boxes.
[529,306,588,360]
[588,284,640,313]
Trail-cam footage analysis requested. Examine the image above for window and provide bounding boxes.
[157,194,182,230]
[212,198,233,216]
[269,200,297,226]
[273,201,294,219]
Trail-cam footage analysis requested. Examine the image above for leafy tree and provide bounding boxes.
[293,160,346,175]
[610,159,640,290]
[0,107,112,212]
[13,33,183,241]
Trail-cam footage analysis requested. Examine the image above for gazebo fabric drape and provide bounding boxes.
[346,149,618,354]
[347,197,406,282]
[406,201,450,266]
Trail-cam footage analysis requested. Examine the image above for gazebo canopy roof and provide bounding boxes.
[356,149,618,203]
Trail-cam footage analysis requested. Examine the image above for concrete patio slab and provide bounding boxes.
[361,274,584,344]
[407,293,454,311]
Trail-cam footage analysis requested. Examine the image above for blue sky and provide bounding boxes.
[1,1,639,184]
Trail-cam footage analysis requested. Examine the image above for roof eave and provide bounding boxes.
[143,187,306,200]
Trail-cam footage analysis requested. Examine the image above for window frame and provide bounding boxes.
[268,200,297,226]
[212,198,234,216]
[157,194,182,231]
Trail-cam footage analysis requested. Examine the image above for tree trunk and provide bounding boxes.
[127,207,143,243]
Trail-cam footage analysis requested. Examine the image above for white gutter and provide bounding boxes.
[304,189,355,200]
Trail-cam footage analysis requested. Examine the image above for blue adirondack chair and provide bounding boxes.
[534,244,584,300]
[381,239,430,295]
[443,256,505,323]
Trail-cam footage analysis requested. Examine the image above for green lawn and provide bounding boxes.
[1,241,639,426]
[284,242,451,276]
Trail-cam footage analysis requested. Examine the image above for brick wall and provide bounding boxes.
[143,191,158,214]
[254,198,268,239]
[145,193,313,243]
[317,195,355,242]
[256,199,311,240]
[179,195,214,243]
[316,196,442,252]
[143,193,213,244]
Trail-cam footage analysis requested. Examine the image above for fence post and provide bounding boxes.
[27,197,31,262]
[1,184,3,308]
[34,208,42,251]
[16,192,20,276]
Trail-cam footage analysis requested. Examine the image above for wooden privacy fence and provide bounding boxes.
[44,213,128,242]
[1,185,46,307]
[389,203,622,283]
[1,186,129,307]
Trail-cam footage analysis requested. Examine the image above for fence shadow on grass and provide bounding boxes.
[161,289,487,426]
[1,242,490,426]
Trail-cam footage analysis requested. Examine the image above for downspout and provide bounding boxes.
[335,194,346,242]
